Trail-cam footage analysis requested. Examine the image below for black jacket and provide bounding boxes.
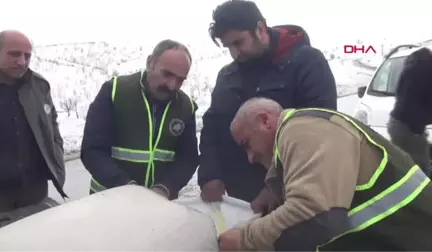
[198,25,337,202]
[0,70,66,199]
[391,47,432,134]
[81,79,199,195]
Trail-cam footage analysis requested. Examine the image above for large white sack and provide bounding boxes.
[0,185,218,251]
[174,195,259,234]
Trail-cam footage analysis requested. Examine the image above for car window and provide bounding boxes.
[367,56,406,96]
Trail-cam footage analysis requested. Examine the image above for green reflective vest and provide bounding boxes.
[90,71,194,193]
[274,108,432,251]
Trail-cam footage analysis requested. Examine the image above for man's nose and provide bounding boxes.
[167,78,181,91]
[16,55,26,66]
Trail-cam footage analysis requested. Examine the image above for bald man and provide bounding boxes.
[0,30,66,228]
[218,97,432,251]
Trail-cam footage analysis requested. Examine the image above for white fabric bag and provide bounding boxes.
[0,185,218,251]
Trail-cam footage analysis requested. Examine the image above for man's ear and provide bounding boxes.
[256,21,266,40]
[146,55,152,69]
[257,111,269,125]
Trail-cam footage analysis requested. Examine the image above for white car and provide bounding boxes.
[353,44,432,152]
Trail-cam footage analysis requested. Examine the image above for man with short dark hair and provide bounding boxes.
[199,0,337,212]
[81,39,199,200]
[0,30,66,227]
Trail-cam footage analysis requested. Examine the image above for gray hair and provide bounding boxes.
[230,97,283,131]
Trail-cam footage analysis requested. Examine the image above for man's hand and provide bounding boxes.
[218,228,243,251]
[151,185,169,199]
[250,187,279,214]
[201,179,225,202]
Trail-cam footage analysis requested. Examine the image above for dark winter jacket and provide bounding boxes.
[0,70,66,200]
[391,47,432,134]
[389,47,432,173]
[81,76,199,197]
[198,25,337,202]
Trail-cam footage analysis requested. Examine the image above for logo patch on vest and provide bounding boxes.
[44,104,52,115]
[169,118,185,136]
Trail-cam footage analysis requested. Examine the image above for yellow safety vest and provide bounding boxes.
[273,108,432,251]
[90,71,194,193]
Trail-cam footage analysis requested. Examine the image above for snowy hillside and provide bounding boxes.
[29,42,376,157]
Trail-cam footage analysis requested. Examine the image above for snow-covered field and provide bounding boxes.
[58,113,85,159]
[57,58,374,158]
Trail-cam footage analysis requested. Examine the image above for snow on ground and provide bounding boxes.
[57,113,85,157]
[58,59,374,157]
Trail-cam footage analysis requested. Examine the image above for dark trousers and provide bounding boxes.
[388,117,431,176]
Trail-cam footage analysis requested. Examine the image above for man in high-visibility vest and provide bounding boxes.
[81,39,199,200]
[218,97,432,251]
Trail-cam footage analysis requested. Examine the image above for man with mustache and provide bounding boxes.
[219,97,432,251]
[0,30,66,227]
[199,0,337,213]
[81,39,199,200]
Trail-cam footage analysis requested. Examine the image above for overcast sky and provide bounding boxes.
[1,0,430,50]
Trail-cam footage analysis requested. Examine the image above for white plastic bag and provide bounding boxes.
[0,185,219,251]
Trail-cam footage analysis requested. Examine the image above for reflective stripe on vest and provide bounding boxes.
[111,147,175,162]
[273,108,431,251]
[90,178,106,192]
[90,72,194,193]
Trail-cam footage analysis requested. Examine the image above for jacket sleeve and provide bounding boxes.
[153,101,199,198]
[197,70,225,187]
[80,80,132,188]
[239,117,359,251]
[293,47,338,110]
